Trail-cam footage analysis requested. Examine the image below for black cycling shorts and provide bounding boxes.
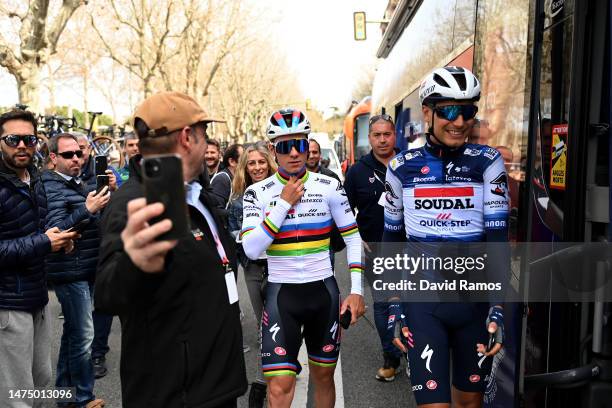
[404,302,492,405]
[261,277,340,378]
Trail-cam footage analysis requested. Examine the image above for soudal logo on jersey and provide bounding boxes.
[414,187,475,210]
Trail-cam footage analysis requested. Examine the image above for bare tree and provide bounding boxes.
[0,0,84,108]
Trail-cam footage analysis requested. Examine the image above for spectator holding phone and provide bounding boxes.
[41,132,110,408]
[95,91,247,407]
[0,109,78,408]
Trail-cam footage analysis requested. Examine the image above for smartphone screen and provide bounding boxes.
[142,154,190,240]
[95,155,108,176]
[96,175,110,193]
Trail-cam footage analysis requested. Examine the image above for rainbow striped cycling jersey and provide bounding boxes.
[241,168,363,294]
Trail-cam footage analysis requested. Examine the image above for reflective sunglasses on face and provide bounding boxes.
[1,134,38,148]
[56,150,84,159]
[274,139,309,155]
[433,105,478,121]
[369,114,394,127]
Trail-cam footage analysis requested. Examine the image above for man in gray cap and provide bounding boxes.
[95,91,247,407]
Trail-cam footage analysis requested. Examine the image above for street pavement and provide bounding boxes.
[48,251,417,407]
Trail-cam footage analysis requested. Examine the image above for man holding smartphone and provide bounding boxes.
[95,91,247,408]
[41,132,110,408]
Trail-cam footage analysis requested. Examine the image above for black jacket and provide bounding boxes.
[210,168,232,208]
[0,159,51,311]
[95,157,247,407]
[41,171,101,284]
[344,151,394,243]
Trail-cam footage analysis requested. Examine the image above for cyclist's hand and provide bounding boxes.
[86,187,110,214]
[280,176,304,206]
[387,303,414,353]
[341,294,365,325]
[477,305,504,356]
[121,198,178,273]
[106,170,118,191]
[45,227,78,253]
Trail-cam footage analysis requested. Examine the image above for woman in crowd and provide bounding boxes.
[228,144,277,323]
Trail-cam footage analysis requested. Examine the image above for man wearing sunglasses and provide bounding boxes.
[0,109,78,407]
[241,108,365,408]
[40,133,111,408]
[382,67,510,407]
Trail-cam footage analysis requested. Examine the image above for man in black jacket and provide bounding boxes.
[95,91,247,408]
[43,132,110,408]
[344,114,402,382]
[210,143,243,208]
[0,109,76,406]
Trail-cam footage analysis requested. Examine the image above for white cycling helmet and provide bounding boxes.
[419,66,481,106]
[266,108,311,140]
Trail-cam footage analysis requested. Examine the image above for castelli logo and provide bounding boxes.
[421,166,430,174]
[322,344,335,353]
[426,380,437,390]
[469,374,481,383]
[274,347,286,356]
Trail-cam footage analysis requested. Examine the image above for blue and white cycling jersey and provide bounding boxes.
[383,142,509,242]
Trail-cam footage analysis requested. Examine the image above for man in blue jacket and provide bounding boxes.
[344,114,401,382]
[0,109,77,407]
[42,133,110,408]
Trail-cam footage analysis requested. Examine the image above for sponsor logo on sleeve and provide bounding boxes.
[384,181,400,207]
[421,165,430,174]
[484,147,499,160]
[405,151,423,161]
[464,147,482,156]
[490,172,508,198]
[244,189,257,205]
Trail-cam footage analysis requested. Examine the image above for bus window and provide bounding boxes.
[355,114,370,160]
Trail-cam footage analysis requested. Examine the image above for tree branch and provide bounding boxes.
[0,42,23,76]
[47,0,83,55]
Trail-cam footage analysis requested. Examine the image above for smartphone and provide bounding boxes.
[142,154,190,240]
[65,219,89,233]
[94,155,108,176]
[96,174,110,193]
[340,308,352,330]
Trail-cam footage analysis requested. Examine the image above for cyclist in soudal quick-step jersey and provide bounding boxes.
[241,108,365,407]
[382,67,509,408]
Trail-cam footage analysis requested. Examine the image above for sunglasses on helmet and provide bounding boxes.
[274,139,309,155]
[433,105,478,121]
[1,134,38,148]
[56,150,84,159]
[368,114,394,127]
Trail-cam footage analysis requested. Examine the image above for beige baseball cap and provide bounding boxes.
[133,91,225,138]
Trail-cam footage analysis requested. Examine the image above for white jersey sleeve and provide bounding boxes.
[328,180,364,295]
[240,187,292,260]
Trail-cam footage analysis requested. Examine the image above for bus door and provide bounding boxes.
[521,0,611,407]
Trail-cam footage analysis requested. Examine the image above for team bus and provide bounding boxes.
[370,0,610,406]
[341,96,371,167]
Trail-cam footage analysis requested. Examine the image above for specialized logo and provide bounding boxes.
[490,172,508,198]
[470,374,481,383]
[244,189,257,205]
[274,347,286,356]
[269,323,280,343]
[322,344,335,353]
[446,161,454,173]
[477,351,488,368]
[426,380,437,390]
[421,166,430,174]
[421,344,434,373]
[330,321,339,341]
